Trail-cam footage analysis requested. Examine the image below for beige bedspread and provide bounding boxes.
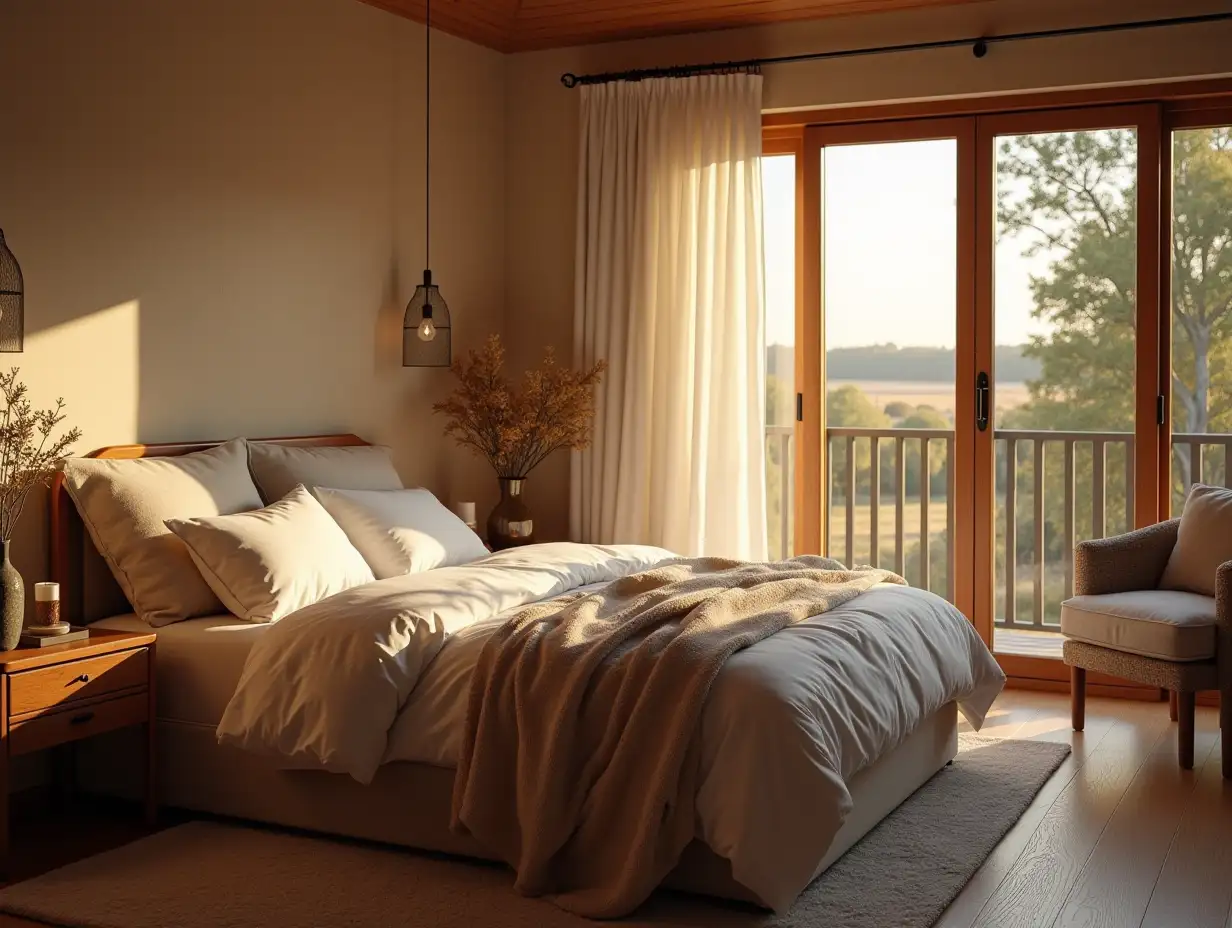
[450,555,904,918]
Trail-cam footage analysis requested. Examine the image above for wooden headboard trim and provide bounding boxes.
[49,434,368,624]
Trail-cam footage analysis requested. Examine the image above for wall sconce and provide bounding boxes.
[0,230,24,353]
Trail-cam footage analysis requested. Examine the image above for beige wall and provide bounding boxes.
[0,0,506,595]
[504,0,1232,541]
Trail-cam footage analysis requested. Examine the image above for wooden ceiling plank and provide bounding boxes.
[358,0,1031,54]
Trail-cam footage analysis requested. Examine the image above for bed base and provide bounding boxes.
[78,703,958,906]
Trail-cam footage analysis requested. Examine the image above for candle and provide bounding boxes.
[455,501,477,529]
[34,582,60,628]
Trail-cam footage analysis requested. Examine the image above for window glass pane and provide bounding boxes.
[763,154,796,559]
[822,139,958,601]
[992,128,1137,653]
[1170,126,1232,511]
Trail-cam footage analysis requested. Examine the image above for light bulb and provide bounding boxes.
[417,316,436,342]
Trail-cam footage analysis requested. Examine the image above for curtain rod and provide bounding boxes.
[560,11,1232,88]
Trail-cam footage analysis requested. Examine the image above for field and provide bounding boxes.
[827,494,950,569]
[828,379,1031,416]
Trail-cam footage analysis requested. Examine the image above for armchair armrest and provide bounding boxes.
[1073,519,1179,597]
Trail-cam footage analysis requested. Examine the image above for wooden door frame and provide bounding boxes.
[1158,104,1232,521]
[972,104,1164,677]
[795,118,978,623]
[763,129,810,555]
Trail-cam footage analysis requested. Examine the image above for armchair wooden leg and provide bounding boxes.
[1071,666,1086,732]
[1169,690,1178,722]
[1178,691,1196,770]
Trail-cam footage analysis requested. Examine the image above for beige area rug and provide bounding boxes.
[0,735,1069,928]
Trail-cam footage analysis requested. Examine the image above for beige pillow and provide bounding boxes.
[1160,484,1232,597]
[165,485,375,623]
[60,439,263,627]
[246,441,402,503]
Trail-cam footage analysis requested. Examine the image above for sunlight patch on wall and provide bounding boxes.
[24,300,140,449]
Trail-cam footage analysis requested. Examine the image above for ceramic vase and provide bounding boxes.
[0,541,24,651]
[487,478,535,550]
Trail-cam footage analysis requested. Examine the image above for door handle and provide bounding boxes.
[976,372,990,432]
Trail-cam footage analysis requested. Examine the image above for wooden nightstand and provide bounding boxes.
[0,629,156,875]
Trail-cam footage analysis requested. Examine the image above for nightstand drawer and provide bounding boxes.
[8,692,147,757]
[8,648,148,717]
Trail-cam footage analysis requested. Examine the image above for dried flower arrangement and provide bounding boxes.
[433,335,605,479]
[0,368,82,542]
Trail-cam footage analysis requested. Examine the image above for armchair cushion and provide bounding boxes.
[1061,590,1218,662]
[1161,484,1232,598]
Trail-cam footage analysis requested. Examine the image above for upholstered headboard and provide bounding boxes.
[49,434,368,624]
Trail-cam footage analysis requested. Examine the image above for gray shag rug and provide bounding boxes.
[0,735,1069,928]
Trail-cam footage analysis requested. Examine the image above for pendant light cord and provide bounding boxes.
[425,0,431,271]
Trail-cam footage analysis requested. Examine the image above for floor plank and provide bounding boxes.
[1052,710,1220,928]
[967,703,1175,928]
[1140,732,1232,928]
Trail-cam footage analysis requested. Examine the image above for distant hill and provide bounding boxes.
[767,343,1040,383]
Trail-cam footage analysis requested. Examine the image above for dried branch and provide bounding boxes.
[0,369,82,542]
[433,336,605,479]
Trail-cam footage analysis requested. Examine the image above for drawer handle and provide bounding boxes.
[76,673,90,684]
[70,711,95,726]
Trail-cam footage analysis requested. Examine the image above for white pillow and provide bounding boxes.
[313,487,488,579]
[165,485,374,623]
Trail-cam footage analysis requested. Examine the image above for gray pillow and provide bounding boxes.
[60,439,263,626]
[1160,484,1232,598]
[246,441,402,504]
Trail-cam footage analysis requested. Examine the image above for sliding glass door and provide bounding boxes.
[773,102,1177,666]
[1166,111,1232,514]
[975,106,1162,660]
[799,120,976,618]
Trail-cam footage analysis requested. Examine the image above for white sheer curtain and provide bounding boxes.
[570,73,768,559]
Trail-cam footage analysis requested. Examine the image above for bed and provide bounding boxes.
[55,434,1004,914]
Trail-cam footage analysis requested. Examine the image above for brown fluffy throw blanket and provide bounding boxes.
[450,555,905,917]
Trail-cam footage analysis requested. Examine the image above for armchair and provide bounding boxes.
[1063,518,1230,777]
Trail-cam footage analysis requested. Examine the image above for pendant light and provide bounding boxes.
[402,0,451,367]
[0,229,23,353]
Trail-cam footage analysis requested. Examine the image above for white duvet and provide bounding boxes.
[217,542,1004,913]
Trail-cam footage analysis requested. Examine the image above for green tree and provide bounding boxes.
[1004,127,1232,457]
[828,384,890,429]
[998,129,1138,433]
[1170,128,1232,442]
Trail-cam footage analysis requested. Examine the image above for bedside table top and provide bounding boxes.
[0,629,156,674]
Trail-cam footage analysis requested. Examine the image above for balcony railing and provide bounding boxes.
[765,427,1232,631]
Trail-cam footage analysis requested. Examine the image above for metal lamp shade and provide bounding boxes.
[0,230,23,353]
[402,271,451,367]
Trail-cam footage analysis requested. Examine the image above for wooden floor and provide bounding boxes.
[0,690,1227,927]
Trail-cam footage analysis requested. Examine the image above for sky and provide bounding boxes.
[762,138,1060,351]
